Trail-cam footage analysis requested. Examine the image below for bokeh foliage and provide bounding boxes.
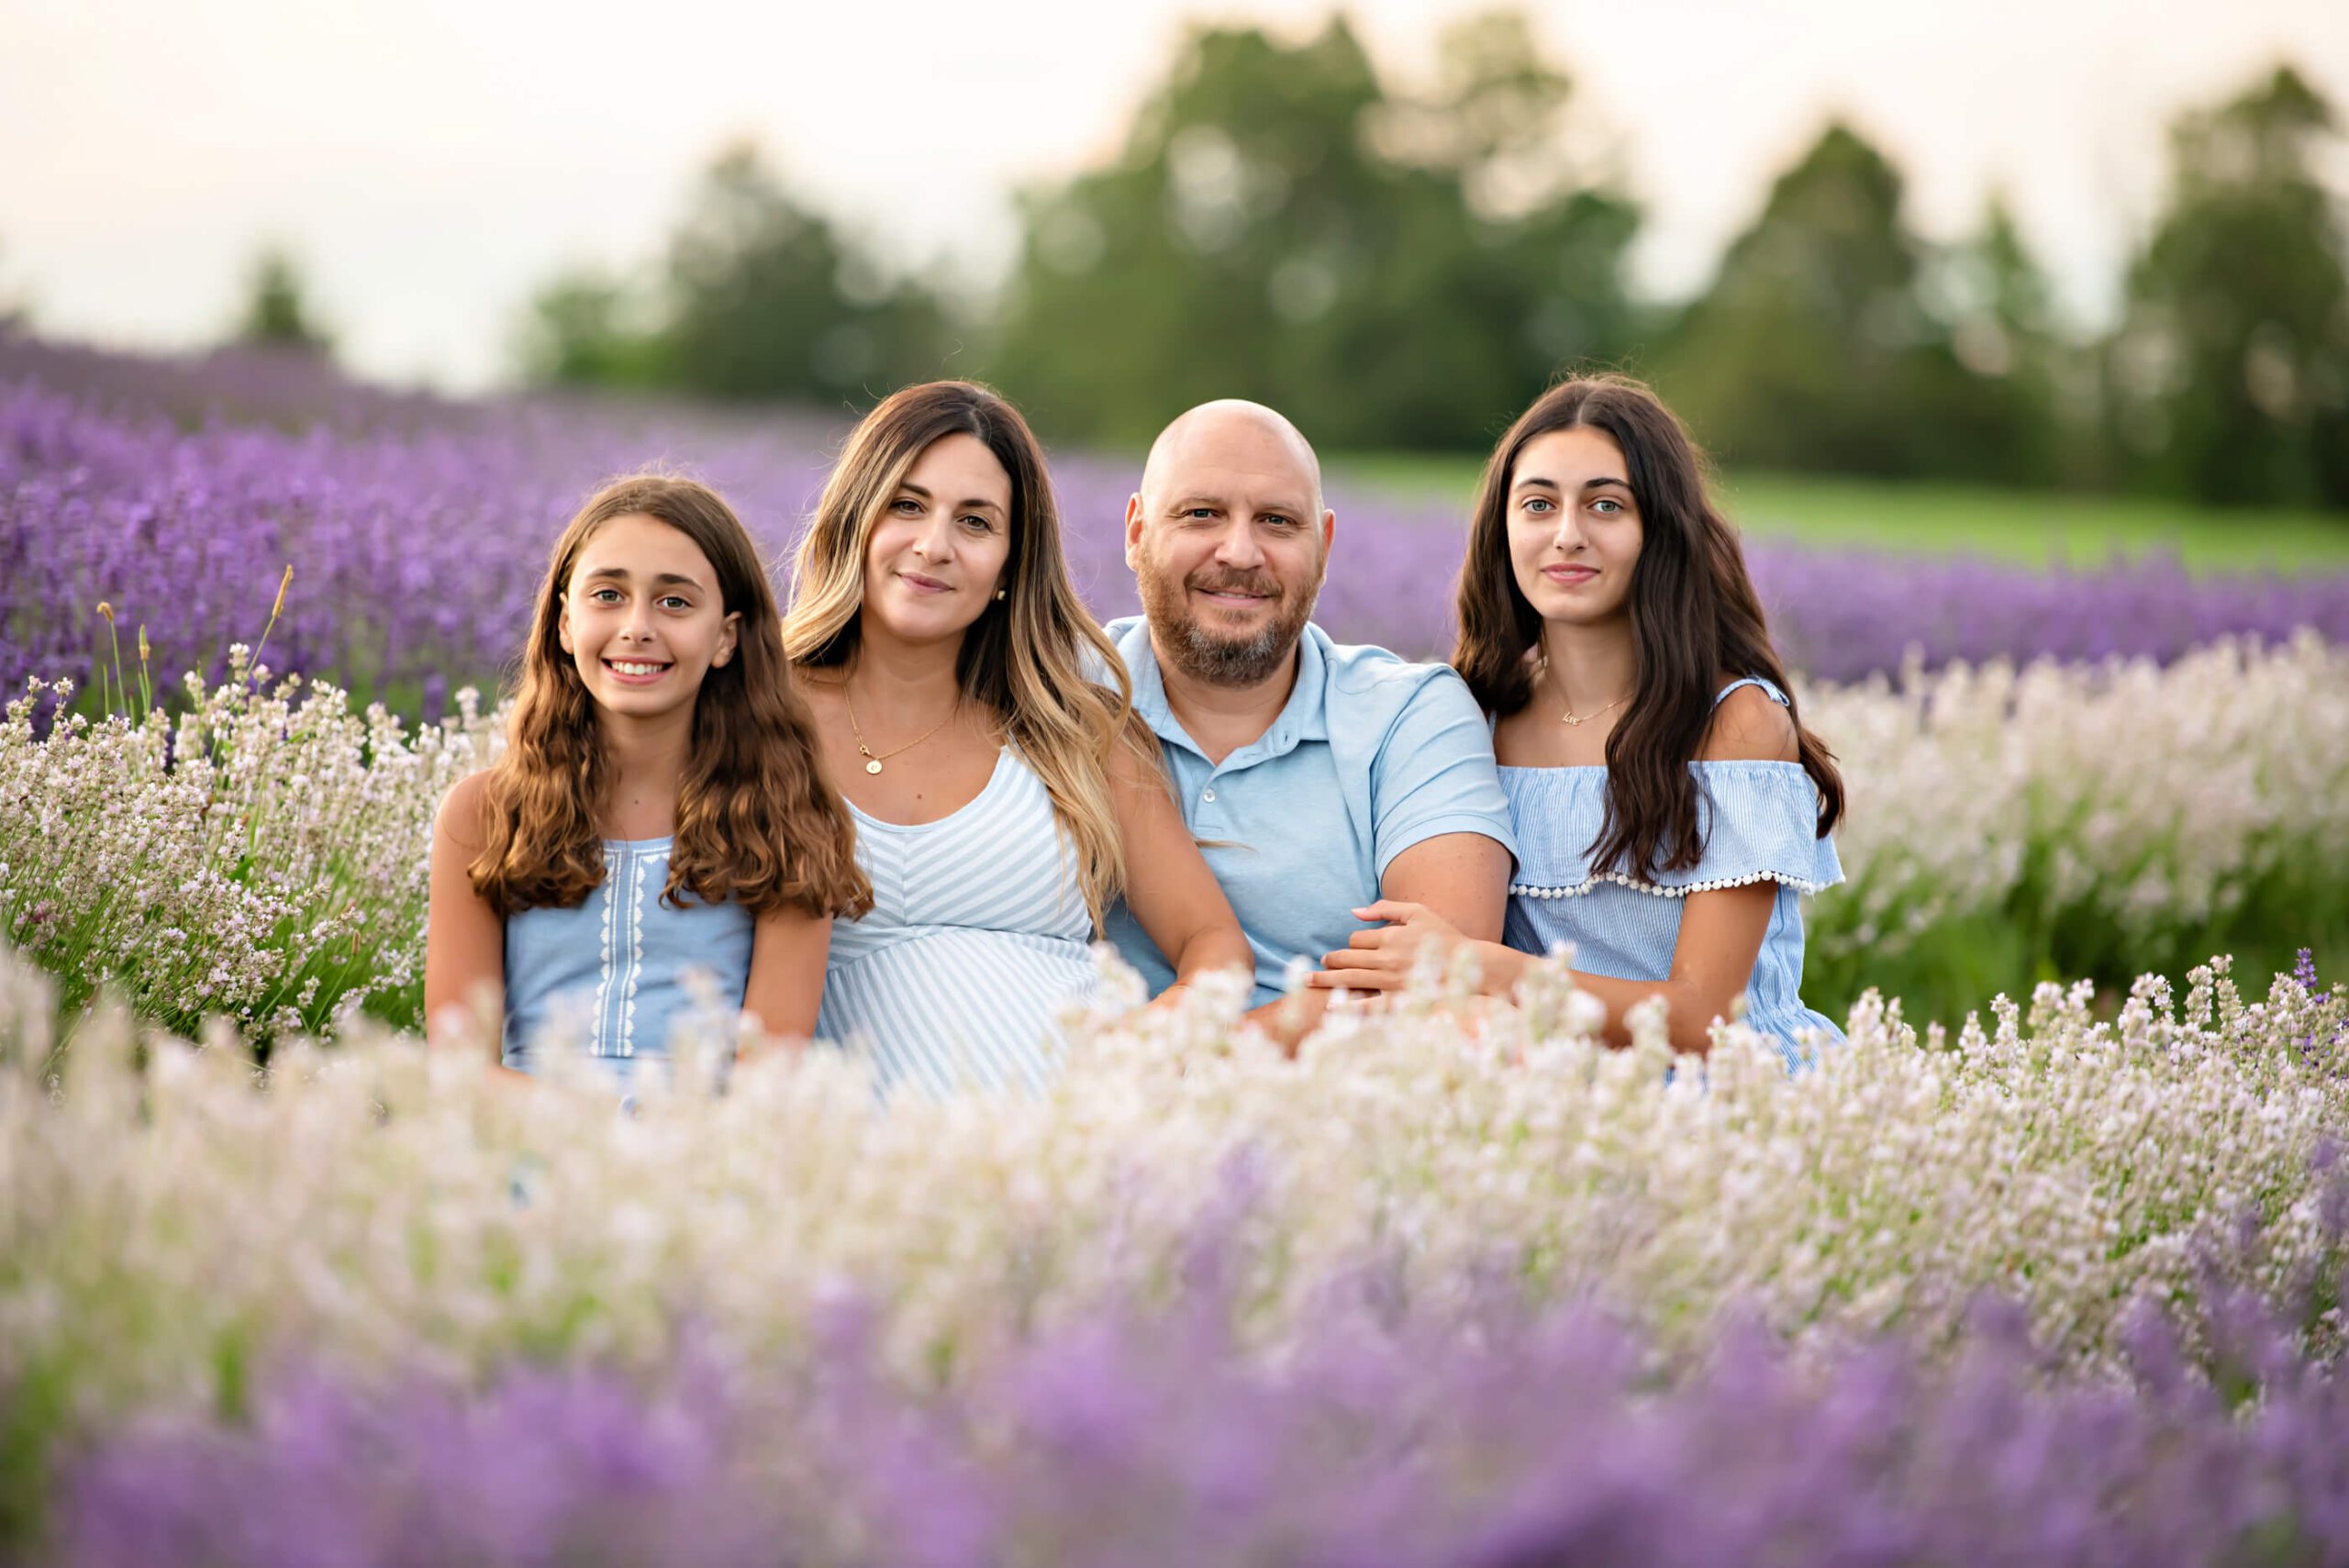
[985,13,1642,449]
[511,14,2347,509]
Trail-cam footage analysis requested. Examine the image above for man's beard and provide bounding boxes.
[1136,554,1320,687]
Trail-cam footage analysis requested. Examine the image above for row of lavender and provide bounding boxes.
[7,346,2348,705]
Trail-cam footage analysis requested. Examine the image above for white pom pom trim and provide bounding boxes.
[1509,869,1832,900]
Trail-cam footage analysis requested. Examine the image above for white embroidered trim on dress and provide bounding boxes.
[592,854,618,1058]
[1509,868,1831,900]
[619,848,663,1057]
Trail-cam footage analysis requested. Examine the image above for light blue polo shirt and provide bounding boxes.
[1103,617,1517,1007]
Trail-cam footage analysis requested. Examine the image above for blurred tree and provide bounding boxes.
[661,142,952,405]
[1654,123,2028,479]
[518,143,954,405]
[234,247,332,356]
[2111,66,2348,507]
[0,239,26,328]
[515,267,673,389]
[1931,194,2085,486]
[985,11,1641,450]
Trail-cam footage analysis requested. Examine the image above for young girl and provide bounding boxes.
[425,473,870,1081]
[784,380,1251,1098]
[1312,375,1845,1070]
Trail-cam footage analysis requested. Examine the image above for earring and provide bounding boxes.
[995,589,1008,602]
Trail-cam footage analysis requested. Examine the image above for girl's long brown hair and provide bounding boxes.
[1451,374,1843,879]
[471,473,872,920]
[783,381,1143,931]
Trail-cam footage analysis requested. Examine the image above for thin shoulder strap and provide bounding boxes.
[1712,675,1790,709]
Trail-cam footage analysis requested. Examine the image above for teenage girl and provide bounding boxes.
[783,381,1251,1098]
[1311,375,1846,1070]
[426,473,870,1079]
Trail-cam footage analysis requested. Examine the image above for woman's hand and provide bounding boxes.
[1307,900,1466,994]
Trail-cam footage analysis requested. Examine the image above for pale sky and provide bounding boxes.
[5,0,2343,390]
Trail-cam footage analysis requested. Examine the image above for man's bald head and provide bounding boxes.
[1127,399,1332,689]
[1140,400,1325,519]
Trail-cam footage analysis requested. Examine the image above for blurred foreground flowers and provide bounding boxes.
[3,940,2345,1562]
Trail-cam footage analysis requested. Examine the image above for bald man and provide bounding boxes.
[1101,401,1518,1044]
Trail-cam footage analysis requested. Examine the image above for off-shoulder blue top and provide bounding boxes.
[1498,676,1843,1069]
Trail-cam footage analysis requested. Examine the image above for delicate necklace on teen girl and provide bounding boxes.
[1538,656,1628,728]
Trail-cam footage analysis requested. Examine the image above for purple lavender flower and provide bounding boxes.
[43,1281,2349,1568]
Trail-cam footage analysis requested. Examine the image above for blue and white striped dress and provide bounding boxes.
[818,748,1099,1098]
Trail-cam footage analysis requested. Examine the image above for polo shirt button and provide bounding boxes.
[1201,788,1217,803]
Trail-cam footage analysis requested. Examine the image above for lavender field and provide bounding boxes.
[8,332,2349,707]
[6,335,2349,1564]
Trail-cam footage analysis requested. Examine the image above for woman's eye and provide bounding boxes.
[591,588,621,604]
[1522,497,1553,516]
[961,514,993,532]
[1591,498,1621,515]
[660,595,689,611]
[891,498,921,514]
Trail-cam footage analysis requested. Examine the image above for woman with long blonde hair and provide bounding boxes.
[427,473,870,1084]
[785,381,1248,1097]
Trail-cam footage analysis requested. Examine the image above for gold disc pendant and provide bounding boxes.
[865,759,884,774]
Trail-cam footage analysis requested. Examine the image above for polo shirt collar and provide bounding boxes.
[1119,617,1330,763]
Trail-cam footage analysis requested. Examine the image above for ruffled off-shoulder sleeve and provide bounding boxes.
[1508,760,1842,900]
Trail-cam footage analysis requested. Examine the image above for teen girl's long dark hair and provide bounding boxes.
[1451,374,1842,879]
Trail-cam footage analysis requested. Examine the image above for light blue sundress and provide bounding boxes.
[1500,676,1844,1070]
[818,748,1100,1099]
[502,837,753,1085]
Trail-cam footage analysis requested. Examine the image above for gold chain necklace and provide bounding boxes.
[843,683,957,774]
[1558,692,1627,728]
[1539,656,1630,728]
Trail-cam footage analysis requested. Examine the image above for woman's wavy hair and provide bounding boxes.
[1451,373,1843,878]
[471,473,872,920]
[783,381,1142,931]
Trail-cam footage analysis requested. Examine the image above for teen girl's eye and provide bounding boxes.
[1591,497,1624,516]
[1520,495,1555,516]
[658,594,691,611]
[589,586,623,605]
